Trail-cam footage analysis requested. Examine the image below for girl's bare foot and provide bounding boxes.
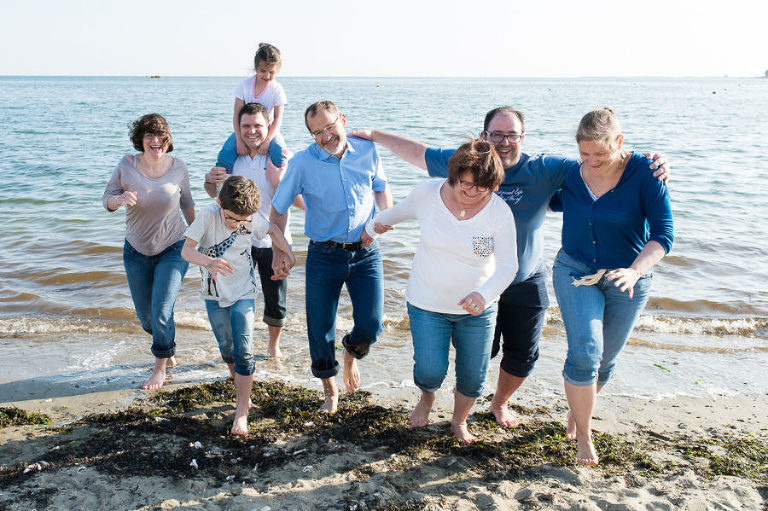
[409,392,435,428]
[227,363,236,380]
[576,432,599,465]
[167,356,178,369]
[451,421,478,444]
[342,351,360,392]
[142,358,168,390]
[490,400,518,428]
[566,410,577,440]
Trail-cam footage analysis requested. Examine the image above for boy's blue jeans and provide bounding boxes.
[122,239,188,359]
[205,298,256,376]
[407,302,498,399]
[552,250,651,386]
[216,132,286,171]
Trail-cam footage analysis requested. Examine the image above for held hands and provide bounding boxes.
[206,167,228,185]
[644,153,670,184]
[604,267,642,298]
[206,258,234,281]
[458,291,486,316]
[361,222,394,247]
[270,248,296,281]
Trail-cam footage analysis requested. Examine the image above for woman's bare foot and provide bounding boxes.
[490,399,518,428]
[576,432,599,465]
[409,392,435,428]
[231,407,249,436]
[342,350,360,392]
[142,357,168,390]
[566,410,577,440]
[451,421,478,444]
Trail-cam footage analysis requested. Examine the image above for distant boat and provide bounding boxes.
[147,75,162,80]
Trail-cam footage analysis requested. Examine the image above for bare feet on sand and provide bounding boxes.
[231,405,250,436]
[566,410,577,440]
[409,393,435,428]
[576,432,599,465]
[490,400,519,428]
[142,357,170,390]
[342,350,360,392]
[451,421,478,444]
[268,341,283,359]
[321,378,338,414]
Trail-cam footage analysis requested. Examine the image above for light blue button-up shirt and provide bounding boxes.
[273,136,388,243]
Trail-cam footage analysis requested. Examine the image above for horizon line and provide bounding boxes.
[0,74,763,79]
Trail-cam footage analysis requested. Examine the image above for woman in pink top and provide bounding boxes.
[103,114,195,389]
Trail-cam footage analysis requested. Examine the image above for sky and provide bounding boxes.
[1,0,766,77]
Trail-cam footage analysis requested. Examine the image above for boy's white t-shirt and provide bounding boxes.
[233,76,287,123]
[184,203,269,307]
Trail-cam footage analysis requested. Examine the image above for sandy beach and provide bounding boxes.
[1,336,766,511]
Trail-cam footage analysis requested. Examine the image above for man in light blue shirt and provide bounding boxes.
[271,100,393,414]
[352,107,667,428]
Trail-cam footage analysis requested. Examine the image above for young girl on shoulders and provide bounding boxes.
[217,43,288,172]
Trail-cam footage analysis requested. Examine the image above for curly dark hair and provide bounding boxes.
[129,113,174,153]
[219,175,261,216]
[447,139,504,191]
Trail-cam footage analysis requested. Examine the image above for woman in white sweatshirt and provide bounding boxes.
[363,139,518,443]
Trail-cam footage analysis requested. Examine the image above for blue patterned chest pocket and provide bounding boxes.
[472,236,494,257]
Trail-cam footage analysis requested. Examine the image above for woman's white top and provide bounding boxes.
[366,179,518,314]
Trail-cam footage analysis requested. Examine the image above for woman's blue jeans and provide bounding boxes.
[407,302,498,399]
[205,298,256,376]
[552,250,651,386]
[123,239,188,359]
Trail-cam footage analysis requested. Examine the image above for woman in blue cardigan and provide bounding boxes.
[550,107,674,466]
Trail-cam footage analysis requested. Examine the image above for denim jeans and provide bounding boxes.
[251,246,287,327]
[205,298,256,376]
[552,250,652,386]
[305,240,384,379]
[216,131,287,171]
[122,239,188,359]
[407,302,498,399]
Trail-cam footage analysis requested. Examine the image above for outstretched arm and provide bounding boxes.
[349,130,428,170]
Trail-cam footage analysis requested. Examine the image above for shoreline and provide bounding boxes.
[1,378,766,510]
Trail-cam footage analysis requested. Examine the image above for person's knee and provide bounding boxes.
[233,356,255,376]
[500,352,538,378]
[455,375,485,399]
[414,365,448,394]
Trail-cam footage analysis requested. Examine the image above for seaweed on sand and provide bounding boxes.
[0,407,52,428]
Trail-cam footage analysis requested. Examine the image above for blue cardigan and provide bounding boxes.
[550,152,673,271]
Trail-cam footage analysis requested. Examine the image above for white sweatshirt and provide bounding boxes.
[367,179,518,314]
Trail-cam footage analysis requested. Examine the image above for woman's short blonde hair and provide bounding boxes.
[576,107,622,151]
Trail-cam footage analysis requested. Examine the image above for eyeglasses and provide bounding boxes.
[309,114,340,138]
[223,212,252,225]
[484,131,523,144]
[458,179,489,193]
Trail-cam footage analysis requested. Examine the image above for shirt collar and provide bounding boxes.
[311,138,354,161]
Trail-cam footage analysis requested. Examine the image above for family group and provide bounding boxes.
[103,43,673,466]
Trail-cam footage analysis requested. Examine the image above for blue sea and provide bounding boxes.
[0,76,766,404]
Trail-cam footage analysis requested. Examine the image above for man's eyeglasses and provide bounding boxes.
[309,115,340,138]
[458,179,489,193]
[223,212,252,225]
[484,131,523,144]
